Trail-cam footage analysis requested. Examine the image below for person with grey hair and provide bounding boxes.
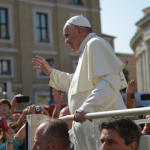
[99,117,141,150]
[32,15,127,150]
[32,119,70,150]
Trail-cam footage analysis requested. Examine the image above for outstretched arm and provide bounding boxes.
[32,55,74,92]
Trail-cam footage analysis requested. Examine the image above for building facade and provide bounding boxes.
[0,0,137,110]
[0,0,102,109]
[116,53,137,84]
[131,7,150,93]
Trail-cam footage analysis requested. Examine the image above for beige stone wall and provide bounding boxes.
[116,53,137,84]
[101,35,115,49]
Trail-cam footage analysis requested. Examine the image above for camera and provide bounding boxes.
[34,106,41,113]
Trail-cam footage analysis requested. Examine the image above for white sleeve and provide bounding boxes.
[49,69,74,92]
[79,79,118,113]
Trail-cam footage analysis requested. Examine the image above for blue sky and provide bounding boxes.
[100,0,150,54]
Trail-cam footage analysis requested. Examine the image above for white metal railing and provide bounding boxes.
[59,107,150,124]
[134,119,150,124]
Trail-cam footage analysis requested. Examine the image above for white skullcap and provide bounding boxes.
[65,15,91,28]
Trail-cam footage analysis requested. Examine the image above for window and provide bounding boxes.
[36,13,49,42]
[37,59,54,78]
[35,92,52,105]
[0,57,14,78]
[71,0,83,5]
[0,60,11,75]
[0,8,9,39]
[33,8,53,46]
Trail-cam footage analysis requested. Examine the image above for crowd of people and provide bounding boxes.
[0,15,149,150]
[0,91,145,150]
[0,96,51,150]
[0,93,145,150]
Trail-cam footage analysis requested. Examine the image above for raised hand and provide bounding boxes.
[11,94,24,107]
[53,89,64,105]
[32,55,52,76]
[126,79,136,95]
[5,128,15,142]
[10,94,24,115]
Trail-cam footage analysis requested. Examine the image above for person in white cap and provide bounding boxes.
[32,15,127,150]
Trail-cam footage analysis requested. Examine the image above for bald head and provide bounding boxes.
[33,122,50,150]
[34,119,70,150]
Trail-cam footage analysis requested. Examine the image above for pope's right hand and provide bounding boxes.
[32,55,52,76]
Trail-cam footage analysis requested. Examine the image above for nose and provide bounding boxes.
[101,143,110,150]
[65,39,69,44]
[3,107,6,110]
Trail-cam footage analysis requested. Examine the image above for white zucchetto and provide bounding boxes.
[65,15,91,28]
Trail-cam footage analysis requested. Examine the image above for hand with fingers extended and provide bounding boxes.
[126,79,137,109]
[74,109,86,123]
[53,89,64,105]
[126,79,136,95]
[32,55,52,76]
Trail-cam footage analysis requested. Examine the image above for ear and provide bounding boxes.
[76,26,83,36]
[127,142,137,150]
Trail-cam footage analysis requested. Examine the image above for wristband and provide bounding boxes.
[8,141,13,144]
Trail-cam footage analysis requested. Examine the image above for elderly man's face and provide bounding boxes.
[100,129,134,150]
[63,24,81,53]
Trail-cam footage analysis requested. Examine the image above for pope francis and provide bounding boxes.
[32,15,127,150]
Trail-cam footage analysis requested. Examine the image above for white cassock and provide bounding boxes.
[49,33,127,150]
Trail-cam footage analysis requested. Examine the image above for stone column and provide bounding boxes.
[145,40,150,92]
[142,51,147,92]
[136,56,140,92]
[138,55,143,92]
